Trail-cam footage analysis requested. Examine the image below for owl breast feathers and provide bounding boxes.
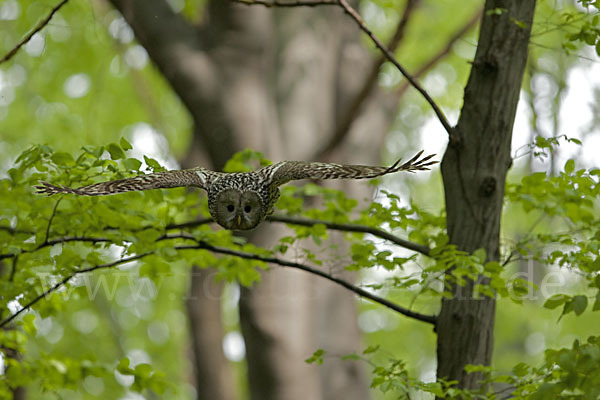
[35,151,436,230]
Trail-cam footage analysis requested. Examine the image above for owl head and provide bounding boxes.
[211,189,264,230]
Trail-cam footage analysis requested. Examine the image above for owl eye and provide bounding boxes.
[227,204,235,212]
[244,205,252,213]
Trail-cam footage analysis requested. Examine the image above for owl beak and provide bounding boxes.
[237,214,242,226]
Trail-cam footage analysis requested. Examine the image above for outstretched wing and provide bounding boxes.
[35,168,214,196]
[261,151,437,187]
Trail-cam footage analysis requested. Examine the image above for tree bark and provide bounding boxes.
[238,5,375,399]
[186,267,235,400]
[111,1,380,399]
[437,0,536,390]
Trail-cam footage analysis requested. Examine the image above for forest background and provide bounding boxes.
[1,0,600,399]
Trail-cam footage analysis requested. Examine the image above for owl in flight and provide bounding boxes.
[36,151,436,230]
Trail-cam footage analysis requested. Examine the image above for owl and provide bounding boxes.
[35,151,436,230]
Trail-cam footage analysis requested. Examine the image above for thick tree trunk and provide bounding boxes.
[186,267,235,400]
[238,5,378,400]
[437,0,536,390]
[179,125,236,400]
[112,1,380,399]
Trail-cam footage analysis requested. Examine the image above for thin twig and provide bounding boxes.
[0,0,70,64]
[233,0,455,138]
[266,215,431,256]
[1,214,430,259]
[336,0,454,138]
[179,242,437,324]
[315,0,421,160]
[0,238,436,327]
[165,218,214,230]
[0,233,197,260]
[396,8,482,97]
[501,213,547,267]
[0,252,151,329]
[0,226,32,235]
[0,238,111,260]
[43,236,112,247]
[44,198,62,245]
[230,0,338,6]
[9,256,18,282]
[164,215,431,255]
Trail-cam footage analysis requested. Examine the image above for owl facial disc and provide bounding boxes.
[212,189,263,230]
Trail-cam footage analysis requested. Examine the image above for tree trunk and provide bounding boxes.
[437,0,536,390]
[238,4,380,399]
[111,1,381,398]
[186,267,236,400]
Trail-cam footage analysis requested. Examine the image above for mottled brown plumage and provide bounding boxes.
[35,151,436,230]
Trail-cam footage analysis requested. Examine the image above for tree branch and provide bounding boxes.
[396,8,482,98]
[1,214,430,260]
[230,0,338,6]
[266,215,431,256]
[165,218,215,231]
[315,0,421,160]
[164,215,431,255]
[0,227,31,235]
[0,0,70,65]
[0,237,436,328]
[232,0,455,140]
[0,232,198,261]
[335,0,454,139]
[0,252,151,329]
[181,242,437,324]
[43,199,62,245]
[109,0,234,169]
[0,238,113,261]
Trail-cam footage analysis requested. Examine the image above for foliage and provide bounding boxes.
[1,133,598,398]
[0,143,263,398]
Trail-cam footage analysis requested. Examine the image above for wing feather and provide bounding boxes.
[35,168,212,196]
[262,151,437,187]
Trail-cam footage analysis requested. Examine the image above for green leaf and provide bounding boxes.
[363,345,380,355]
[21,314,37,336]
[572,295,588,315]
[51,152,75,166]
[465,364,492,374]
[237,265,261,286]
[117,358,132,374]
[120,137,133,151]
[305,349,326,365]
[473,248,487,263]
[564,159,575,174]
[134,363,153,379]
[341,353,361,361]
[486,7,507,16]
[544,294,570,309]
[510,18,527,29]
[512,362,530,377]
[123,158,142,171]
[144,155,163,171]
[223,149,272,172]
[107,143,125,160]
